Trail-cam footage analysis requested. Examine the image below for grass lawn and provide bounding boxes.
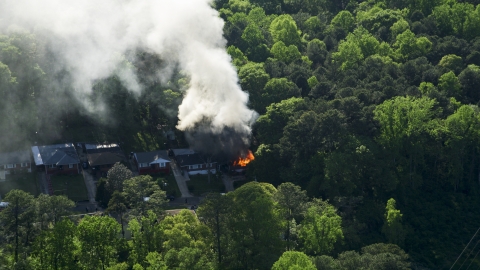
[187,174,225,196]
[0,173,39,198]
[51,174,89,202]
[151,173,181,198]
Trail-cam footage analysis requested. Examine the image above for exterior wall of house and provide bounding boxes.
[2,163,32,174]
[138,164,171,175]
[188,169,216,175]
[92,164,114,172]
[179,163,217,175]
[134,157,171,175]
[45,164,79,175]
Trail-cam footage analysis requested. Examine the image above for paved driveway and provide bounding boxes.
[170,162,193,198]
[82,169,97,203]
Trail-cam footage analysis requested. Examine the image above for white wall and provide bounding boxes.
[188,169,216,175]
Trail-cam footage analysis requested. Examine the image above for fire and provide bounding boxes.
[233,150,255,167]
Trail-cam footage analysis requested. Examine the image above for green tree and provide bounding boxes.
[270,42,301,63]
[259,78,301,113]
[393,29,432,60]
[307,76,319,89]
[96,177,111,208]
[432,1,474,36]
[332,36,364,71]
[331,10,355,33]
[306,39,327,66]
[373,96,438,187]
[0,61,15,88]
[238,62,270,107]
[311,255,339,270]
[438,71,461,97]
[458,64,480,103]
[361,243,410,269]
[144,252,168,270]
[271,251,316,270]
[463,5,480,40]
[444,105,480,190]
[242,23,264,47]
[226,182,283,269]
[298,200,343,256]
[128,211,163,268]
[390,19,410,38]
[239,62,270,92]
[227,0,251,13]
[122,175,167,217]
[333,27,386,70]
[242,22,270,62]
[409,0,442,16]
[303,16,324,40]
[336,243,410,270]
[274,182,308,250]
[418,81,436,95]
[438,54,463,74]
[197,193,231,266]
[255,97,305,145]
[77,215,120,270]
[382,198,406,246]
[0,190,35,262]
[106,191,128,238]
[160,210,215,270]
[279,109,347,162]
[227,45,248,67]
[32,219,77,270]
[35,194,74,230]
[269,15,301,46]
[107,162,133,193]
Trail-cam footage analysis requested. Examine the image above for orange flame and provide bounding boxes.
[233,150,255,167]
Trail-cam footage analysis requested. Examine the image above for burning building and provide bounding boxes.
[170,148,217,175]
[225,150,255,175]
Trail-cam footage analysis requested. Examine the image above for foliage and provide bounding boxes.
[107,162,133,193]
[4,0,480,268]
[269,15,301,46]
[122,175,167,217]
[382,198,406,246]
[76,215,120,269]
[298,201,344,256]
[35,194,74,230]
[0,190,35,262]
[271,251,316,270]
[32,219,77,270]
[275,182,308,250]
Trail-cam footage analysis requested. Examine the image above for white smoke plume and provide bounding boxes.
[0,0,258,152]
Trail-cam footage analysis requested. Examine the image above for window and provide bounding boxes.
[6,164,15,169]
[68,164,74,168]
[159,162,166,168]
[21,163,28,167]
[139,163,148,168]
[189,165,199,170]
[49,164,56,168]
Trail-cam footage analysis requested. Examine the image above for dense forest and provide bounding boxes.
[1,0,480,268]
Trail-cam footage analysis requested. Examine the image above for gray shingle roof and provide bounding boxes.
[134,150,170,164]
[176,153,206,167]
[172,148,195,156]
[31,143,80,166]
[85,144,126,166]
[0,150,30,165]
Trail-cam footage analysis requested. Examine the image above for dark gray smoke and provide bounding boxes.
[0,0,258,154]
[185,125,252,161]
